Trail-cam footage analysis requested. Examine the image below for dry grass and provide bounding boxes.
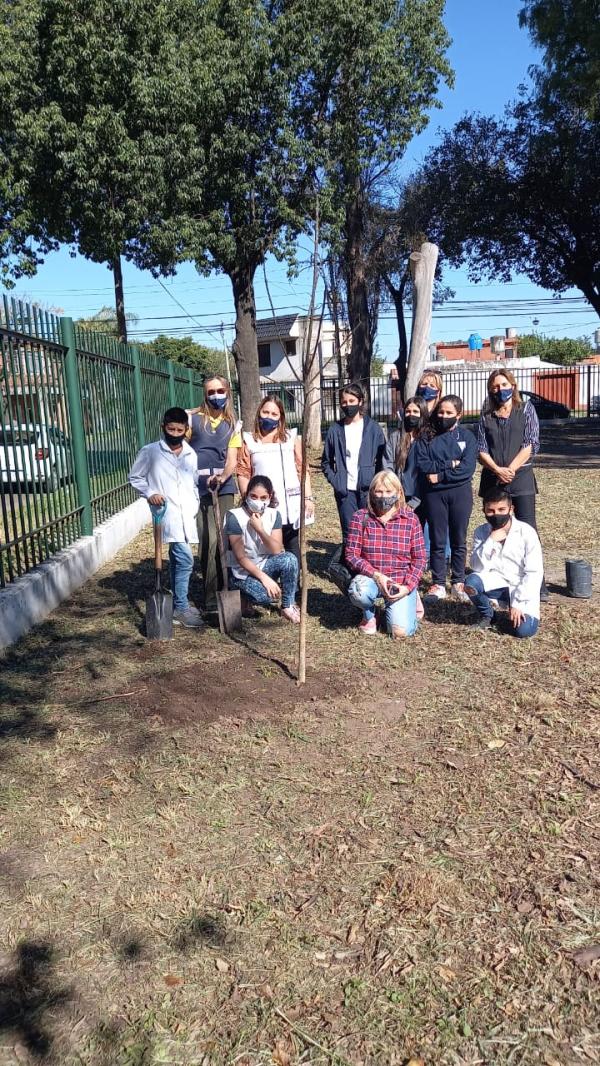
[0,424,599,1066]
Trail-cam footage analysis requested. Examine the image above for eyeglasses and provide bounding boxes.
[207,390,227,397]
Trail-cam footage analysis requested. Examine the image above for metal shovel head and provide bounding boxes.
[146,587,173,640]
[216,589,243,635]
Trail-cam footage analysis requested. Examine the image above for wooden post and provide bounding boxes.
[404,242,439,401]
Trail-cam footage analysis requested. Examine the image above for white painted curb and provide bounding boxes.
[0,498,151,650]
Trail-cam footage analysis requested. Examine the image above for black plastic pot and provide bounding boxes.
[565,558,593,598]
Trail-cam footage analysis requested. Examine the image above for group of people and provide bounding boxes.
[128,366,545,640]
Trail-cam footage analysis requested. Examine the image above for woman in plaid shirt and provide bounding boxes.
[345,472,427,640]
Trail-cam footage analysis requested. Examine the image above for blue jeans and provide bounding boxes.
[348,575,418,636]
[168,542,195,612]
[465,574,539,638]
[228,552,299,608]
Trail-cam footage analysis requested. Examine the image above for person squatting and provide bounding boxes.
[128,375,545,639]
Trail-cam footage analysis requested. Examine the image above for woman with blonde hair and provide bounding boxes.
[237,393,314,570]
[477,368,547,599]
[416,370,444,413]
[344,471,427,639]
[188,374,242,612]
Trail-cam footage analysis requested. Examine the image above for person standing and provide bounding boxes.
[465,488,543,637]
[187,376,241,614]
[383,395,429,510]
[415,394,477,602]
[236,394,314,570]
[128,407,203,628]
[416,371,444,413]
[476,368,548,600]
[321,382,386,540]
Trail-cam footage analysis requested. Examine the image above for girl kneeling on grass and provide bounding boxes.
[224,475,300,624]
[345,471,427,639]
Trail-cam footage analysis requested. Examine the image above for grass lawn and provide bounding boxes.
[1,424,599,1066]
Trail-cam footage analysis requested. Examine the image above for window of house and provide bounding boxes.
[284,339,296,356]
[258,343,271,368]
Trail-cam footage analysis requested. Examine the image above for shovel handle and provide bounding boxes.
[153,518,164,586]
[211,489,229,591]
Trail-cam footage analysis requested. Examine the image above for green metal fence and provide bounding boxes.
[0,299,204,588]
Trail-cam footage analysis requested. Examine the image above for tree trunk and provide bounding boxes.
[404,243,439,401]
[344,193,372,406]
[229,263,261,425]
[113,255,127,343]
[385,269,409,393]
[304,348,322,450]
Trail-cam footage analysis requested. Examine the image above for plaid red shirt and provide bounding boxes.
[345,507,427,591]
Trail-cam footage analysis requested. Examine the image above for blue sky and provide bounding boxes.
[17,0,598,361]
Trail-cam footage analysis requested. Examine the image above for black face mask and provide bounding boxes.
[341,403,360,419]
[164,430,186,446]
[404,414,420,431]
[487,512,511,530]
[435,415,457,432]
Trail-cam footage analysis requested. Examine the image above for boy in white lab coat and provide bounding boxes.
[129,407,203,628]
[465,487,543,637]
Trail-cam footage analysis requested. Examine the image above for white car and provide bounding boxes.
[0,424,72,489]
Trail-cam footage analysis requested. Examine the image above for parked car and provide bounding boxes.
[590,395,600,416]
[0,424,72,489]
[520,390,570,421]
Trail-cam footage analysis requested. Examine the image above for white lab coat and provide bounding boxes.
[128,439,199,544]
[470,517,543,618]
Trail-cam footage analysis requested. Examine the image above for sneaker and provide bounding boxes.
[173,606,204,628]
[451,583,470,603]
[425,584,447,600]
[540,581,549,602]
[281,604,301,624]
[471,615,493,630]
[358,617,378,635]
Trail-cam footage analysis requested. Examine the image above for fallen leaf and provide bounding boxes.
[165,842,177,857]
[436,965,456,982]
[572,944,600,968]
[215,957,230,973]
[487,739,506,750]
[164,974,183,987]
[407,1058,426,1066]
[444,756,465,771]
[272,1039,292,1066]
[517,900,534,914]
[346,923,359,944]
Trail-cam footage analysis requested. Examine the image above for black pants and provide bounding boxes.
[282,523,300,568]
[335,490,367,541]
[511,493,537,530]
[425,482,473,585]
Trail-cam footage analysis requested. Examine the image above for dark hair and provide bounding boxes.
[246,474,274,499]
[482,487,513,508]
[395,395,430,471]
[339,382,364,404]
[163,407,188,426]
[437,393,463,416]
[254,393,288,443]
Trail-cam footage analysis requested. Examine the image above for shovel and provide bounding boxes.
[146,504,173,640]
[211,488,242,635]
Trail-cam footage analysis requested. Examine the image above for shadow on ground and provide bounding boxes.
[0,941,70,1059]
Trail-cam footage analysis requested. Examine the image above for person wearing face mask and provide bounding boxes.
[237,394,314,572]
[465,488,543,637]
[128,407,203,628]
[344,471,426,639]
[187,375,242,613]
[416,371,443,413]
[477,369,548,601]
[383,395,429,509]
[225,475,300,623]
[414,394,478,602]
[321,382,386,540]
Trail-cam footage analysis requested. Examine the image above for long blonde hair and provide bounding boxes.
[195,375,236,427]
[367,471,406,516]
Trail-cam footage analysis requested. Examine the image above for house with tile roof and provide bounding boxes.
[256,314,350,382]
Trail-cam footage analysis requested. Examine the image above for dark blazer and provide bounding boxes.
[321,415,386,496]
[414,425,477,492]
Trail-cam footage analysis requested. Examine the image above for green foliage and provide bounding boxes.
[370,356,385,376]
[76,306,139,335]
[519,0,600,116]
[517,333,593,366]
[140,335,227,377]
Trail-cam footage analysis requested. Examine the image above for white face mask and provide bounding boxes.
[246,497,267,514]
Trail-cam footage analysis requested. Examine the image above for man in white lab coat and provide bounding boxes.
[465,487,543,638]
[129,407,203,628]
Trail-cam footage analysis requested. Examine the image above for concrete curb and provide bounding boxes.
[0,498,151,651]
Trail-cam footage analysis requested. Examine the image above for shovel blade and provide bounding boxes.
[216,589,243,635]
[146,588,173,640]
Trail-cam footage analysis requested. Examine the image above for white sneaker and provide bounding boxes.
[425,584,447,600]
[451,583,471,603]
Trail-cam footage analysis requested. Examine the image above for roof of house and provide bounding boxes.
[255,314,299,341]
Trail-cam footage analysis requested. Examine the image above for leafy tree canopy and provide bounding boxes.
[76,306,139,335]
[517,332,593,366]
[519,0,600,115]
[140,335,228,378]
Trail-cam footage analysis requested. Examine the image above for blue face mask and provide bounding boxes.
[417,385,439,402]
[259,416,280,433]
[207,394,227,410]
[493,387,513,406]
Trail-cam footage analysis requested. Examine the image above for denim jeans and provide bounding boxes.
[348,575,418,636]
[465,573,539,638]
[228,551,299,608]
[168,541,195,612]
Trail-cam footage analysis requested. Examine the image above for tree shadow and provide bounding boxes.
[537,422,600,470]
[173,911,229,953]
[0,941,70,1059]
[306,586,356,630]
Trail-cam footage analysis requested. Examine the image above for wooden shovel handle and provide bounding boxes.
[153,518,164,573]
[211,489,229,590]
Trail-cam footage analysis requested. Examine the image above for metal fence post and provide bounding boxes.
[167,362,176,406]
[61,316,93,535]
[187,367,195,408]
[131,346,146,448]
